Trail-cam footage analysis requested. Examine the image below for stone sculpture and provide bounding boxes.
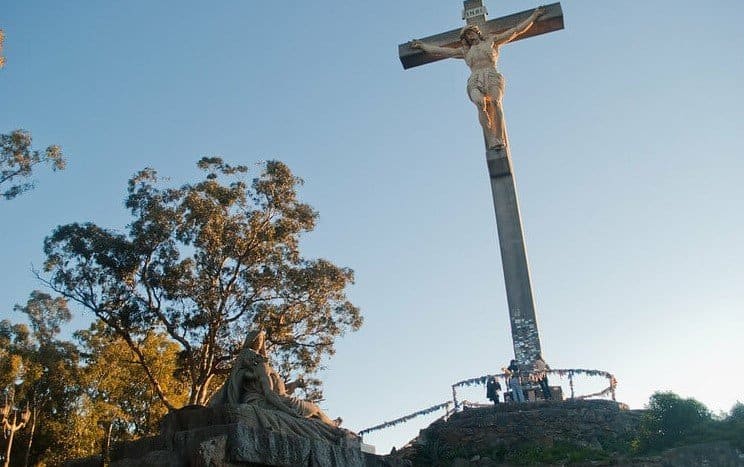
[410,7,544,150]
[208,329,341,428]
[66,329,372,465]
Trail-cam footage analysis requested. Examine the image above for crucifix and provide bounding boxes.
[399,2,564,370]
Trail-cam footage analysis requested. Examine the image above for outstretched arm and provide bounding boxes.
[284,377,306,395]
[493,7,544,45]
[410,40,465,59]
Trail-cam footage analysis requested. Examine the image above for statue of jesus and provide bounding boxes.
[410,7,545,150]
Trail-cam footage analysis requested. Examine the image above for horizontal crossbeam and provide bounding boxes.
[398,2,564,70]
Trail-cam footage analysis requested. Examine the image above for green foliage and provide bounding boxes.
[724,402,744,450]
[0,157,361,464]
[14,291,71,344]
[1,129,66,200]
[728,402,744,423]
[75,320,190,437]
[411,441,611,466]
[411,439,469,466]
[634,391,713,452]
[41,158,361,407]
[3,295,191,464]
[0,29,5,68]
[0,304,188,465]
[502,443,610,465]
[631,392,744,454]
[1,292,82,466]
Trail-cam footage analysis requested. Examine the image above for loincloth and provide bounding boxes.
[467,68,505,102]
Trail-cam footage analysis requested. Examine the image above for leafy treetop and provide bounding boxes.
[1,130,66,200]
[41,157,362,408]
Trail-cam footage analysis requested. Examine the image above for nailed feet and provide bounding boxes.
[489,139,506,151]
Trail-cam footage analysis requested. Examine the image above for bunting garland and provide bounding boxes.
[575,386,614,400]
[460,400,492,409]
[452,373,508,389]
[453,375,497,388]
[359,368,618,436]
[359,401,452,436]
[451,368,618,407]
[551,368,616,379]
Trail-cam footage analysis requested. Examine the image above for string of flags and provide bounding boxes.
[360,368,618,436]
[576,385,615,400]
[452,368,618,407]
[451,368,616,389]
[358,401,452,436]
[460,400,491,408]
[452,374,497,389]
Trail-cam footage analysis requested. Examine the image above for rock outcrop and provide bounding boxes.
[394,399,640,464]
[390,399,744,466]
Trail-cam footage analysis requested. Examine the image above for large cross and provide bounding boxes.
[398,2,564,371]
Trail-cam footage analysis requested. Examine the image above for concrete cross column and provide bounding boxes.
[486,145,542,368]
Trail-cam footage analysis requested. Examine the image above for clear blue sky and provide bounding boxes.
[2,0,743,453]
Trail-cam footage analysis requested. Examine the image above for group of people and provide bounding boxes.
[486,354,552,404]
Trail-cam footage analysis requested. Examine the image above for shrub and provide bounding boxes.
[725,402,744,449]
[636,391,713,452]
[727,402,744,423]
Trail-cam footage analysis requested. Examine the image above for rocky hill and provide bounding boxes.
[387,399,744,466]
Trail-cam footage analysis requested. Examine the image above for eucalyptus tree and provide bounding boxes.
[1,292,81,466]
[75,320,189,437]
[1,130,66,200]
[0,29,5,68]
[42,158,362,408]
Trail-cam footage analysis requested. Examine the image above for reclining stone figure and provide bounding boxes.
[208,329,341,428]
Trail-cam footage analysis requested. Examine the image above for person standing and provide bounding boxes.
[534,354,552,400]
[506,359,525,403]
[486,376,502,405]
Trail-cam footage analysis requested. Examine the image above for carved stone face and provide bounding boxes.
[242,349,268,367]
[464,30,481,46]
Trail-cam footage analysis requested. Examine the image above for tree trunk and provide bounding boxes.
[3,416,16,467]
[101,421,113,467]
[195,374,215,406]
[22,405,37,467]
